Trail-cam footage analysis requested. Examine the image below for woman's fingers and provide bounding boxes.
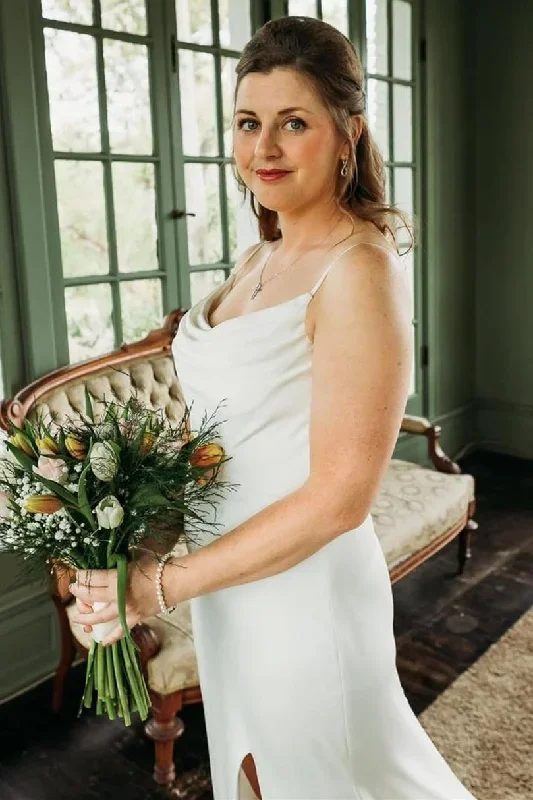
[75,597,93,614]
[70,601,119,626]
[70,582,115,604]
[76,569,116,589]
[101,614,138,647]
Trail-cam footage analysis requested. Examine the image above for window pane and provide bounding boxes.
[104,40,152,155]
[65,284,114,363]
[366,0,388,75]
[288,0,318,16]
[55,161,109,278]
[112,162,158,273]
[190,270,226,307]
[394,166,413,223]
[219,0,251,50]
[120,279,163,343]
[322,1,349,36]
[222,57,238,157]
[226,163,257,260]
[175,0,212,45]
[179,51,218,157]
[367,79,389,161]
[41,0,92,25]
[392,0,412,81]
[385,167,392,204]
[185,164,222,264]
[393,84,412,162]
[101,0,147,35]
[226,163,239,262]
[44,29,100,152]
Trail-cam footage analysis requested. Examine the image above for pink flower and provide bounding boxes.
[33,455,69,485]
[0,490,13,519]
[167,439,186,454]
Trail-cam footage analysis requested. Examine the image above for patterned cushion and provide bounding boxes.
[28,355,185,427]
[371,459,475,570]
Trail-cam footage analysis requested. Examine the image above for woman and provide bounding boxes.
[71,17,476,800]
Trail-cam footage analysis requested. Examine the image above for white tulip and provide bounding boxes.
[90,442,119,482]
[95,495,124,529]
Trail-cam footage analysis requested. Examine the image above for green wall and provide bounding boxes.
[472,0,533,458]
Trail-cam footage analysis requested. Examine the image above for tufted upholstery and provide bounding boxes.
[28,356,185,429]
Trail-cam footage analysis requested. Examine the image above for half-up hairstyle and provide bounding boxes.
[232,16,414,251]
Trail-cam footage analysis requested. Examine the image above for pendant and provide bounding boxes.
[250,282,262,300]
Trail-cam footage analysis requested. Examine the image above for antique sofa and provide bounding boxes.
[0,308,477,787]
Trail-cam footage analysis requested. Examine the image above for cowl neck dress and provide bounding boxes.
[171,241,475,800]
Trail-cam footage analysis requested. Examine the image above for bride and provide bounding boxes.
[71,16,476,800]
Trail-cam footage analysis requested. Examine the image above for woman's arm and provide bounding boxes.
[71,244,413,640]
[162,244,414,599]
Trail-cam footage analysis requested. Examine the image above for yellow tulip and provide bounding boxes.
[140,432,157,455]
[36,435,60,455]
[190,443,224,468]
[9,432,35,456]
[24,494,64,514]
[65,435,87,460]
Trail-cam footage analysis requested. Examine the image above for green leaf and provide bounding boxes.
[78,464,97,531]
[35,474,79,506]
[116,554,134,647]
[129,484,170,508]
[5,441,35,472]
[84,387,95,423]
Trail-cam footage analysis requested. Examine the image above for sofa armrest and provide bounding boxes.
[400,414,461,475]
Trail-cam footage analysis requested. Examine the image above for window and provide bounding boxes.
[365,0,420,402]
[175,0,256,305]
[41,0,168,363]
[287,0,349,36]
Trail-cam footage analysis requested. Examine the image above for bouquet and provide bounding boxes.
[0,389,233,725]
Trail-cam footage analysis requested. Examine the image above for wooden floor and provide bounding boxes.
[0,450,532,799]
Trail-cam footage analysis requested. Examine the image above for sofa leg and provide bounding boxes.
[51,596,78,713]
[457,519,478,574]
[145,690,185,785]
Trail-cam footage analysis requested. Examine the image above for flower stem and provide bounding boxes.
[119,636,148,720]
[105,643,116,700]
[111,641,131,726]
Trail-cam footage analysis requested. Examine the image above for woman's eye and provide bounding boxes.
[285,118,306,132]
[237,119,258,132]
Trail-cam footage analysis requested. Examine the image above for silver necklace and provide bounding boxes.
[250,220,343,301]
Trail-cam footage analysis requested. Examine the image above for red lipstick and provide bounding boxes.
[256,169,291,182]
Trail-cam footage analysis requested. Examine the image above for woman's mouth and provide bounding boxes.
[256,170,291,182]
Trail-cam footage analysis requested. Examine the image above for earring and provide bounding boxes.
[340,158,348,177]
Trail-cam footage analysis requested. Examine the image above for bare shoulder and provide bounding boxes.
[314,239,412,330]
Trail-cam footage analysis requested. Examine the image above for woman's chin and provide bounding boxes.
[254,193,300,213]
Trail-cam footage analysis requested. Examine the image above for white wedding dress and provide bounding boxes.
[171,241,476,800]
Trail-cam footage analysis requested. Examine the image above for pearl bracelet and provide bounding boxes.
[155,551,176,615]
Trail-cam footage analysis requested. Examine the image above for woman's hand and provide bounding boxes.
[69,554,162,646]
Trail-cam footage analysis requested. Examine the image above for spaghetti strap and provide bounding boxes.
[310,240,394,297]
[233,241,267,276]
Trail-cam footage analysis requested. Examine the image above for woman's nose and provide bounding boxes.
[254,129,282,159]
